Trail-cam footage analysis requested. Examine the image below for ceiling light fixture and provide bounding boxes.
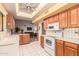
[23,3,37,13]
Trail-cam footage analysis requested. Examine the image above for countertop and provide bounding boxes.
[19,34,30,35]
[0,35,19,46]
[43,35,79,44]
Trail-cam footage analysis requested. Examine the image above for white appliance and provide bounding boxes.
[44,36,55,56]
[48,22,61,30]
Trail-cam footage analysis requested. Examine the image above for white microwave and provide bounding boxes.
[47,22,61,30]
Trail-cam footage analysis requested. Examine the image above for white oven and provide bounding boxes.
[44,36,55,56]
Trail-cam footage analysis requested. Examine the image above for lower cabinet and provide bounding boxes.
[64,42,79,56]
[19,34,31,45]
[40,36,44,48]
[65,46,77,56]
[56,39,79,56]
[56,40,64,56]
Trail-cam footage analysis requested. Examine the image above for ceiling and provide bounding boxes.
[19,3,40,14]
[2,3,55,21]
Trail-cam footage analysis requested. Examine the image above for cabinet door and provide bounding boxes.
[40,36,44,48]
[44,20,48,30]
[12,16,15,29]
[19,35,23,45]
[56,43,64,56]
[65,47,77,56]
[56,40,64,56]
[43,21,46,30]
[59,11,68,28]
[6,15,15,29]
[6,15,11,29]
[46,19,48,29]
[53,15,59,22]
[48,17,53,24]
[68,7,79,28]
[22,35,30,44]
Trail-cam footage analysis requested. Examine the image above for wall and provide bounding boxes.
[33,3,77,23]
[46,28,79,44]
[15,20,35,32]
[37,22,43,45]
[0,4,9,38]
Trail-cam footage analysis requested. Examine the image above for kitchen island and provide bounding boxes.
[19,34,31,45]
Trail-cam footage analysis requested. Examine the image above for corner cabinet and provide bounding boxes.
[6,14,15,30]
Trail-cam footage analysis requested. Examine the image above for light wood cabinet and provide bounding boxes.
[68,6,79,28]
[6,14,15,29]
[19,34,31,45]
[48,17,53,24]
[59,11,68,28]
[44,15,59,30]
[40,36,44,48]
[53,15,59,22]
[44,5,79,29]
[44,19,48,30]
[56,39,79,56]
[64,42,79,56]
[65,46,77,56]
[59,5,79,28]
[56,40,64,56]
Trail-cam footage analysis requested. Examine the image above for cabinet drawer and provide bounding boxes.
[56,40,64,44]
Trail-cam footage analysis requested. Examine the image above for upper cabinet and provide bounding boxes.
[44,5,79,29]
[59,11,68,28]
[48,17,53,24]
[48,15,59,24]
[59,5,79,28]
[44,19,48,30]
[6,14,15,30]
[53,15,59,22]
[44,14,59,30]
[68,6,79,28]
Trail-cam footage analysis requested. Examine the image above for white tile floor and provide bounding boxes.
[19,41,49,56]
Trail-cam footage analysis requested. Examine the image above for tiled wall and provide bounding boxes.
[63,28,79,39]
[46,28,79,39]
[46,30,63,38]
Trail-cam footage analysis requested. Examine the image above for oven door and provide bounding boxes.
[44,36,55,56]
[44,37,55,49]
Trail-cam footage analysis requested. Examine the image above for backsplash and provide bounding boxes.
[46,30,63,38]
[63,28,79,39]
[46,28,79,39]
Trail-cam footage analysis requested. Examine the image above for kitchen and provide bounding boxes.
[0,3,79,56]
